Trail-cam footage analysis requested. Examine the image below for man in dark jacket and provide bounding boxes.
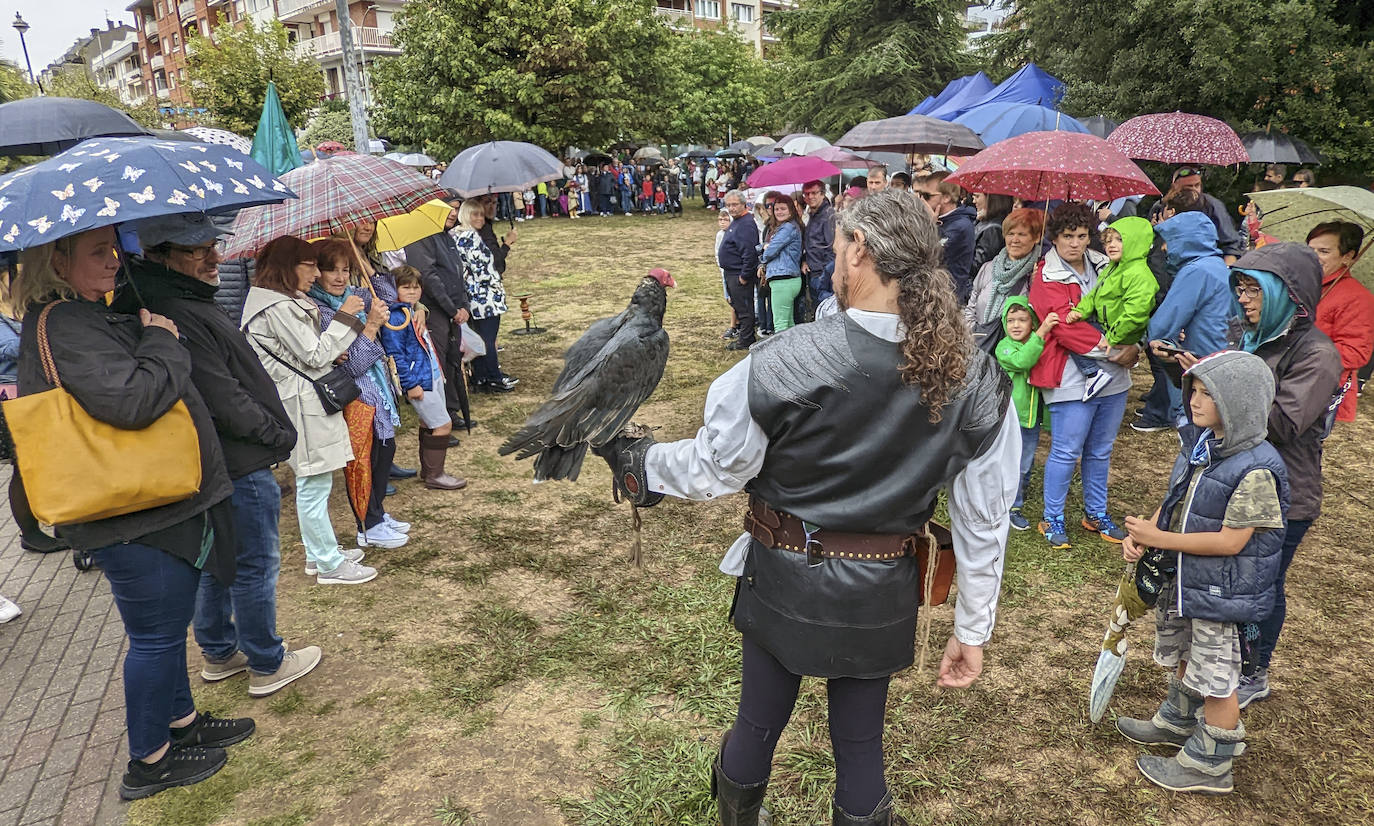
[119,213,322,699]
[1148,167,1243,263]
[801,179,836,306]
[717,190,759,349]
[404,201,472,428]
[919,172,977,304]
[598,164,616,216]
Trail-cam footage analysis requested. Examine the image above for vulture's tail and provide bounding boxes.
[533,443,589,482]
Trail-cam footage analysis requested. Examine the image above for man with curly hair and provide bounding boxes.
[596,191,1019,825]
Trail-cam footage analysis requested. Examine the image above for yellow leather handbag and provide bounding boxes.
[2,301,202,526]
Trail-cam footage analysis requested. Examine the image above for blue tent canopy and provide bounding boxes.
[911,72,994,117]
[909,95,937,116]
[934,63,1067,121]
[953,103,1088,145]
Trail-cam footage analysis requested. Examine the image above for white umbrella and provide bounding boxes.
[780,134,831,155]
[181,126,252,155]
[745,135,775,147]
[397,152,437,167]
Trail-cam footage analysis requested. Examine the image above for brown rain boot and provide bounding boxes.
[419,431,467,491]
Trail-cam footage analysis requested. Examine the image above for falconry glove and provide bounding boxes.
[594,431,664,508]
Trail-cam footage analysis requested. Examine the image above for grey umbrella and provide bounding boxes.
[0,96,151,156]
[1082,115,1121,140]
[835,113,984,155]
[1240,131,1322,165]
[438,140,564,198]
[717,139,757,157]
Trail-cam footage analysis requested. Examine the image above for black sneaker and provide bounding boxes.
[169,711,256,749]
[722,327,739,340]
[119,746,227,800]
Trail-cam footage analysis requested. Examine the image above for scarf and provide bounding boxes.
[1189,428,1220,467]
[980,249,1038,327]
[1232,268,1297,354]
[307,284,400,428]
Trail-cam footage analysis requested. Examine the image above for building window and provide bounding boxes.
[698,0,721,19]
[731,3,754,22]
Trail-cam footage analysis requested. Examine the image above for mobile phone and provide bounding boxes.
[1156,344,1187,358]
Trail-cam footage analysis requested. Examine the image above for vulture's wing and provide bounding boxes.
[553,311,626,392]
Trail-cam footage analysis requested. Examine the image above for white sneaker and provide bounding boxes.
[1082,370,1115,401]
[315,559,378,585]
[304,547,365,576]
[0,595,20,624]
[356,523,408,549]
[382,513,410,534]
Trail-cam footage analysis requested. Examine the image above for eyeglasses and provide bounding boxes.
[1235,285,1263,300]
[166,244,216,261]
[802,189,822,197]
[919,191,939,201]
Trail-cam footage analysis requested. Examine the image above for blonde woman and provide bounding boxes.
[452,200,513,392]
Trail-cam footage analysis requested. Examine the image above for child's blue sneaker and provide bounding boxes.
[1039,516,1070,549]
[1082,512,1126,543]
[1009,508,1031,531]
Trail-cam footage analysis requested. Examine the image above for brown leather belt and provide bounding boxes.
[743,496,956,605]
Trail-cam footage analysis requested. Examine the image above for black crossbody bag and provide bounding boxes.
[249,333,360,415]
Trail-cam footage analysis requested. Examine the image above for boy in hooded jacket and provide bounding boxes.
[1118,350,1289,795]
[995,296,1059,531]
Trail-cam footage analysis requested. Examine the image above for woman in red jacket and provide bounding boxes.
[1308,221,1374,422]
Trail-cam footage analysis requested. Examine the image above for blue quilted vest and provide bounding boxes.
[1156,432,1289,623]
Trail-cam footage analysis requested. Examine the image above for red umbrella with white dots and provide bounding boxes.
[1108,112,1250,166]
[946,130,1159,201]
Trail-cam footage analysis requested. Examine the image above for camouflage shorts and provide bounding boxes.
[1153,585,1241,698]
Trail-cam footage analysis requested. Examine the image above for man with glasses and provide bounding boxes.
[112,213,323,698]
[801,180,836,310]
[1151,167,1243,264]
[718,190,760,350]
[918,171,978,304]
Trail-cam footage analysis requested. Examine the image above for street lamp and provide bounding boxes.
[11,12,42,95]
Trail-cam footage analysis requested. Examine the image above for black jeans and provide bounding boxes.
[469,314,503,383]
[363,435,397,529]
[722,637,889,816]
[1255,518,1313,669]
[726,275,757,345]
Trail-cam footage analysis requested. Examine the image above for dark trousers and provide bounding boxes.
[469,314,503,383]
[722,637,890,816]
[425,309,466,423]
[1255,518,1313,670]
[726,275,756,345]
[363,435,397,529]
[94,542,200,760]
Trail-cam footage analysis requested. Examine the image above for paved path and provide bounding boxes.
[0,473,128,826]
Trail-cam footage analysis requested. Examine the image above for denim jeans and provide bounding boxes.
[194,469,286,674]
[1139,350,1184,425]
[469,314,502,383]
[1043,390,1128,520]
[620,189,634,214]
[93,541,199,760]
[296,472,345,571]
[755,284,773,333]
[1015,425,1041,510]
[1255,518,1313,669]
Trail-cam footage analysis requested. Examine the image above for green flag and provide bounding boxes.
[250,81,303,177]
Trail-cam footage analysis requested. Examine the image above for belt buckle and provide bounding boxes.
[803,521,824,567]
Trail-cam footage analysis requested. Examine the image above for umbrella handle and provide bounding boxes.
[113,230,146,310]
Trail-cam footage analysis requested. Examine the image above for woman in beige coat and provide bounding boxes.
[241,236,377,585]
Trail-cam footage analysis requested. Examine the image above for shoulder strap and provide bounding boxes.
[246,331,319,383]
[35,301,65,389]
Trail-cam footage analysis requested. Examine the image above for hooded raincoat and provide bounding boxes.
[1315,265,1374,422]
[994,295,1046,429]
[1145,212,1233,357]
[1027,246,1115,393]
[1073,216,1157,346]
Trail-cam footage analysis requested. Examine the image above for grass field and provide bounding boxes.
[129,206,1374,826]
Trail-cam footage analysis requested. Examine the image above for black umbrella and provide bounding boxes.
[834,113,985,155]
[1240,131,1322,165]
[608,139,640,152]
[582,151,613,166]
[0,97,151,156]
[1082,115,1120,139]
[686,148,717,159]
[717,139,756,157]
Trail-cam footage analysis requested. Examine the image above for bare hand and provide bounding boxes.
[1108,343,1140,367]
[454,308,470,324]
[801,260,810,275]
[1149,339,1171,359]
[139,309,178,337]
[1124,515,1161,546]
[366,301,389,326]
[406,386,424,401]
[504,229,517,246]
[1174,351,1199,370]
[339,294,365,316]
[1097,205,1112,222]
[739,276,747,286]
[1065,309,1082,324]
[1122,536,1145,563]
[937,636,984,689]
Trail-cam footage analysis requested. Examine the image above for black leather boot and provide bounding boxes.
[711,733,770,826]
[833,792,908,826]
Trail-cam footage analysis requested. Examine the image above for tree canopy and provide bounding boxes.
[987,0,1374,178]
[46,66,163,128]
[657,30,775,145]
[372,0,673,160]
[186,17,324,135]
[767,0,972,139]
[302,109,355,151]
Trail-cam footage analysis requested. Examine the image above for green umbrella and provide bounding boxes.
[1249,185,1374,286]
[250,81,303,178]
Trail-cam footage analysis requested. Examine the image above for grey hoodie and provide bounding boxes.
[1182,350,1275,458]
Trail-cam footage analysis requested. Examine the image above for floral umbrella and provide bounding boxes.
[1107,112,1249,166]
[946,131,1159,202]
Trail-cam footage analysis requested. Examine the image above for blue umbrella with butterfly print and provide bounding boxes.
[0,135,296,253]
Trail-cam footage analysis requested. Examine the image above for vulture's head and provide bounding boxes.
[631,267,674,322]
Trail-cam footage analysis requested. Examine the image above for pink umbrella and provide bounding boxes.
[747,155,842,188]
[1107,112,1249,166]
[946,131,1159,202]
[807,146,881,170]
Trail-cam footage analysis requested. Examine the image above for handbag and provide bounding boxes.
[2,301,202,526]
[252,340,361,415]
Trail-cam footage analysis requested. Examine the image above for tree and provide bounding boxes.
[658,30,776,145]
[302,109,355,150]
[371,0,672,159]
[767,0,973,139]
[186,17,325,135]
[987,0,1374,179]
[47,66,163,128]
[0,54,32,104]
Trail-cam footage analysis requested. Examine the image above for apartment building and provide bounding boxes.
[274,0,406,105]
[965,0,1013,45]
[125,0,245,118]
[40,21,147,105]
[654,0,791,56]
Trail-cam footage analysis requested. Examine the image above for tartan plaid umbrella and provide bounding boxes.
[834,114,985,155]
[1107,112,1249,166]
[220,153,446,259]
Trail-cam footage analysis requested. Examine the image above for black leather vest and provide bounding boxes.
[745,313,1009,534]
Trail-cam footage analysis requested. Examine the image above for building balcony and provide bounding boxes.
[276,0,332,23]
[156,87,171,99]
[144,19,160,39]
[125,67,143,83]
[178,0,197,19]
[150,53,164,70]
[295,27,400,59]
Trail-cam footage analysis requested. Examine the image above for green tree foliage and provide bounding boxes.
[186,17,325,135]
[767,0,973,139]
[46,66,163,127]
[657,30,775,145]
[987,0,1374,178]
[371,0,672,159]
[302,109,355,150]
[0,54,32,104]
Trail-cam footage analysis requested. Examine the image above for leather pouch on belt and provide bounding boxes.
[920,523,956,607]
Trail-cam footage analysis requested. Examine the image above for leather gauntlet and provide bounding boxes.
[594,431,664,508]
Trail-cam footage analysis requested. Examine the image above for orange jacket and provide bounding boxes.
[1315,266,1374,421]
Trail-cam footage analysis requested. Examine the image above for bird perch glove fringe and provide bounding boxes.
[594,430,664,508]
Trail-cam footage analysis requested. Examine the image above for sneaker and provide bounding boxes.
[722,327,739,340]
[1082,512,1126,543]
[248,646,323,698]
[316,559,378,585]
[495,375,519,389]
[382,513,410,534]
[726,340,754,351]
[1237,668,1270,709]
[200,651,249,682]
[1009,508,1031,531]
[169,711,256,749]
[304,547,365,576]
[0,595,20,624]
[119,746,227,801]
[1082,370,1115,401]
[1131,419,1172,433]
[357,523,409,549]
[1039,516,1071,549]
